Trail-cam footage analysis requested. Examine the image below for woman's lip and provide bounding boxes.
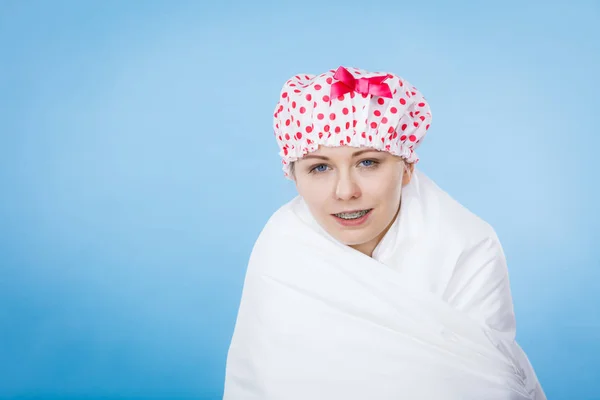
[332,209,373,228]
[331,208,373,215]
[331,209,373,227]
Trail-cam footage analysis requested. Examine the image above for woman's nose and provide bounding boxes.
[335,172,361,200]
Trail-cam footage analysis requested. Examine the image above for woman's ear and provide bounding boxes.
[402,162,415,186]
[290,162,297,182]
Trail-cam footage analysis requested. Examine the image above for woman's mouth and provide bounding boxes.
[331,209,373,227]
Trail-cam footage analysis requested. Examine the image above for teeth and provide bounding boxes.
[335,209,370,219]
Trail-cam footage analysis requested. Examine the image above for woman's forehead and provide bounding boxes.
[309,145,386,157]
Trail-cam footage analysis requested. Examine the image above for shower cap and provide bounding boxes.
[273,66,432,179]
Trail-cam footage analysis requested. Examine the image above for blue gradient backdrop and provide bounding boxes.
[1,1,598,399]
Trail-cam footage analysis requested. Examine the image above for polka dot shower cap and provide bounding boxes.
[273,66,432,179]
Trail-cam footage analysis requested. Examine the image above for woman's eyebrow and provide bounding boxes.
[302,154,329,160]
[351,149,381,157]
[302,149,381,161]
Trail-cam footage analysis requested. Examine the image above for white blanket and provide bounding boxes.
[224,168,545,399]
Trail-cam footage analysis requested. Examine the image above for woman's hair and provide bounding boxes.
[288,157,411,181]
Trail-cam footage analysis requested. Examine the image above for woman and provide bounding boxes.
[223,66,546,399]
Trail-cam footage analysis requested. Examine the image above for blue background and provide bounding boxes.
[1,0,598,399]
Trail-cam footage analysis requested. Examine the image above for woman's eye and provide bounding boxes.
[360,159,378,167]
[311,164,328,173]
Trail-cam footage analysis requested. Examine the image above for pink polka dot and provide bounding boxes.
[306,94,312,101]
[381,117,388,124]
[306,125,313,133]
[413,122,419,127]
[377,98,385,105]
[400,135,407,141]
[352,105,356,113]
[374,110,381,116]
[342,107,349,115]
[368,135,372,141]
[345,122,350,129]
[388,127,394,133]
[418,102,425,107]
[314,84,322,90]
[390,107,398,114]
[297,120,301,127]
[399,98,406,105]
[346,136,351,143]
[297,132,303,139]
[318,132,324,139]
[393,132,398,139]
[370,122,378,129]
[299,106,306,114]
[420,116,426,121]
[335,126,341,133]
[361,132,366,138]
[330,113,337,120]
[285,119,291,126]
[294,89,301,93]
[409,135,417,142]
[338,95,345,101]
[292,101,297,108]
[326,77,333,84]
[282,92,288,98]
[401,124,408,131]
[317,113,324,120]
[285,133,290,140]
[323,95,330,102]
[324,125,330,132]
[426,124,430,130]
[353,120,357,127]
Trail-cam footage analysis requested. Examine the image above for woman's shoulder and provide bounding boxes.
[251,196,303,244]
[415,169,498,245]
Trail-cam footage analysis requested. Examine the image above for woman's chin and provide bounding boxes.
[333,230,376,247]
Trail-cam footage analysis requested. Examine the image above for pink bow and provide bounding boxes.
[330,66,393,99]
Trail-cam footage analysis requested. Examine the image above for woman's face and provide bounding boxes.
[293,145,413,257]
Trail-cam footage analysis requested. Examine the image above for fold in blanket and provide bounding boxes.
[224,168,545,400]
